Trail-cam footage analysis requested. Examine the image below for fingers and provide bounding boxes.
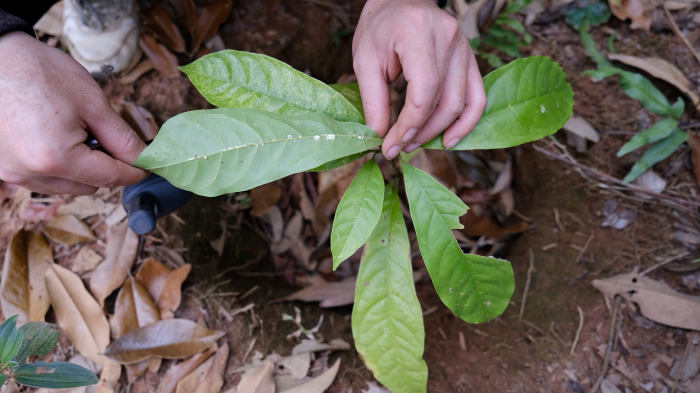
[382,35,442,159]
[20,176,98,196]
[60,143,148,188]
[354,53,392,136]
[81,97,147,165]
[442,49,487,149]
[404,35,470,153]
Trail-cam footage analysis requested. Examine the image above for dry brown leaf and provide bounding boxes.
[608,0,651,30]
[210,219,227,257]
[278,278,356,308]
[283,358,340,393]
[118,59,154,85]
[43,214,96,245]
[687,133,700,186]
[175,343,228,393]
[143,5,186,53]
[608,54,700,109]
[250,182,283,218]
[292,338,351,355]
[95,359,122,393]
[192,0,233,51]
[139,34,179,78]
[155,344,218,393]
[104,319,225,364]
[236,360,275,393]
[168,0,197,34]
[57,196,116,220]
[45,263,110,365]
[277,353,310,379]
[1,230,53,324]
[460,213,530,238]
[122,103,159,141]
[114,276,160,337]
[489,157,512,195]
[90,220,139,307]
[136,258,192,319]
[71,248,103,274]
[593,273,700,330]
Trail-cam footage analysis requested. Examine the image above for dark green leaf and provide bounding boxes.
[13,322,60,366]
[505,0,534,15]
[617,119,679,157]
[352,185,427,393]
[331,159,385,270]
[180,50,364,123]
[13,361,98,389]
[402,160,515,323]
[496,17,525,34]
[567,2,611,30]
[135,108,382,196]
[622,130,688,184]
[329,82,365,120]
[0,374,6,386]
[480,52,506,68]
[481,36,522,58]
[306,151,371,172]
[0,316,23,364]
[423,56,573,150]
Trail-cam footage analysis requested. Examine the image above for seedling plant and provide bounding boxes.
[134,50,574,392]
[470,0,535,68]
[0,315,98,389]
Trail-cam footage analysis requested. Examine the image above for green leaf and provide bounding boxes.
[135,108,382,197]
[423,56,573,150]
[580,21,612,68]
[622,130,688,183]
[481,36,522,58]
[12,322,60,366]
[480,52,506,68]
[331,159,384,270]
[0,316,23,364]
[13,361,98,389]
[306,151,371,172]
[0,374,6,386]
[567,2,611,30]
[496,17,525,34]
[329,82,365,120]
[180,50,364,123]
[505,0,534,14]
[402,160,515,323]
[581,66,620,81]
[617,119,679,157]
[352,185,428,393]
[670,98,685,120]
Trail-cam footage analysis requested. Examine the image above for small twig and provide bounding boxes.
[570,306,584,356]
[575,234,594,264]
[663,4,700,66]
[519,248,535,321]
[591,296,622,393]
[640,252,691,276]
[549,322,571,346]
[672,332,695,393]
[554,208,566,232]
[242,338,256,363]
[522,319,545,335]
[239,285,260,300]
[533,144,700,208]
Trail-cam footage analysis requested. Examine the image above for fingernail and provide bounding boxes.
[445,138,461,149]
[401,128,418,143]
[404,143,420,153]
[386,145,402,160]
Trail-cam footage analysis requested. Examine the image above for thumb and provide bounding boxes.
[354,55,392,137]
[82,99,147,166]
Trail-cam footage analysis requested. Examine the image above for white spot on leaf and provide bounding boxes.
[313,135,320,141]
[326,134,336,140]
[540,105,546,113]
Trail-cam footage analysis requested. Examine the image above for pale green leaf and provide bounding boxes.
[579,21,612,68]
[402,160,515,323]
[13,361,98,388]
[422,56,573,150]
[329,82,364,120]
[352,185,427,393]
[617,119,678,157]
[135,108,382,196]
[331,159,384,270]
[13,322,60,366]
[180,50,364,123]
[307,151,370,172]
[622,130,688,183]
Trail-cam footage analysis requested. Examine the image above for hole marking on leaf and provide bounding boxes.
[36,367,56,374]
[314,135,320,141]
[365,281,370,286]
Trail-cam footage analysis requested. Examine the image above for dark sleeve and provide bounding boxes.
[0,2,59,38]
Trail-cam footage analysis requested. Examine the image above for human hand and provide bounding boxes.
[0,32,148,195]
[353,0,487,159]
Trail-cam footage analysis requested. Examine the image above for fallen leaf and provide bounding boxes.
[104,319,225,364]
[105,207,127,227]
[192,0,233,51]
[114,276,160,337]
[607,0,651,30]
[95,359,121,393]
[143,5,186,53]
[687,133,700,186]
[672,231,700,245]
[122,103,159,141]
[293,174,315,222]
[57,196,116,219]
[282,358,340,393]
[154,344,218,393]
[250,182,283,218]
[489,157,512,195]
[236,360,275,393]
[278,278,356,308]
[43,214,96,245]
[563,116,600,153]
[593,273,700,330]
[136,258,191,319]
[90,220,139,307]
[632,170,667,195]
[168,0,197,34]
[271,211,303,255]
[45,263,110,365]
[125,359,150,382]
[277,353,310,379]
[139,34,179,78]
[608,54,700,109]
[292,338,351,355]
[601,209,636,230]
[210,219,227,257]
[71,248,103,274]
[175,342,228,393]
[1,230,53,324]
[118,59,154,85]
[460,213,530,238]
